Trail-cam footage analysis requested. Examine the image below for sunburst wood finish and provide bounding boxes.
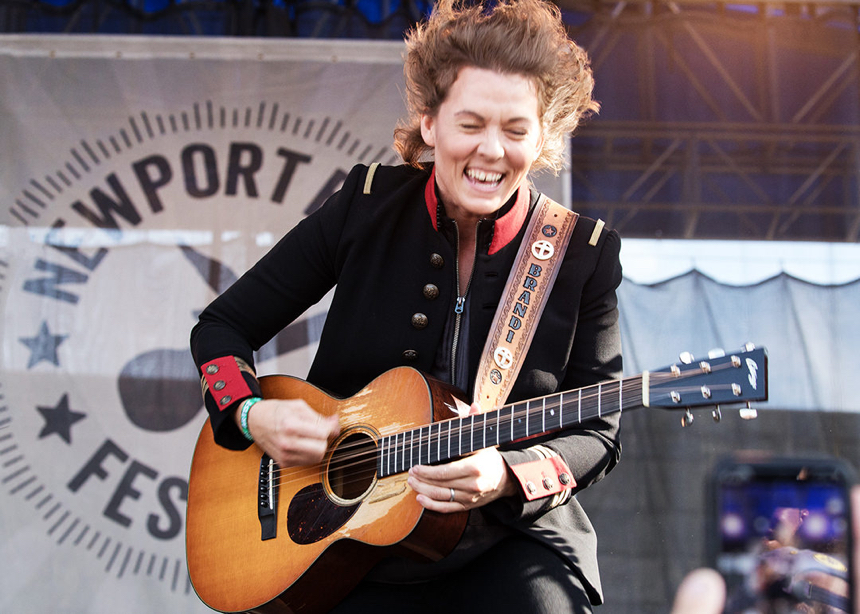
[186,367,468,614]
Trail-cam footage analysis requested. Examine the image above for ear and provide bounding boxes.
[420,114,436,148]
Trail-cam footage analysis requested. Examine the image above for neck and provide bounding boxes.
[442,201,488,233]
[377,375,641,478]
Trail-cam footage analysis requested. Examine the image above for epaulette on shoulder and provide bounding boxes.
[362,162,381,195]
[588,218,605,247]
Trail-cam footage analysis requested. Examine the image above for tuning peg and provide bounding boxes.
[739,402,758,420]
[708,348,726,359]
[679,352,694,364]
[712,407,722,422]
[743,342,756,352]
[681,408,694,427]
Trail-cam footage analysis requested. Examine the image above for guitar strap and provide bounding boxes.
[472,194,579,412]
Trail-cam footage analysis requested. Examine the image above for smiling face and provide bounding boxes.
[420,66,544,227]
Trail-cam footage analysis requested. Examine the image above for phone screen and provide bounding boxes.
[712,459,854,613]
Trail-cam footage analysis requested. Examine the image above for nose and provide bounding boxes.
[477,128,504,160]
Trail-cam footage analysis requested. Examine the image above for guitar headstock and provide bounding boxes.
[645,344,768,425]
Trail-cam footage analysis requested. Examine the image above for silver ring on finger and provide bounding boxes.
[449,487,455,502]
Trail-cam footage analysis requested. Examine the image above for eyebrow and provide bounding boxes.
[453,110,536,124]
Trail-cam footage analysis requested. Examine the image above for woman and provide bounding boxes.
[191,0,623,611]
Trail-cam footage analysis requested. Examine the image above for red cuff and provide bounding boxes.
[510,456,576,501]
[201,357,253,411]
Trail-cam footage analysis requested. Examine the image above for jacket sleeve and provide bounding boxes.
[189,165,366,449]
[490,226,623,523]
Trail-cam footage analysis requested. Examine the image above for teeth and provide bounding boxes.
[467,169,502,183]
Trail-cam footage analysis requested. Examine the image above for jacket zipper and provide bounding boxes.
[450,220,482,388]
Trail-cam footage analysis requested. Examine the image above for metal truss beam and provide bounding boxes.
[2,0,859,242]
[565,0,860,241]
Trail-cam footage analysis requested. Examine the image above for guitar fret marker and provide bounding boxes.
[482,414,487,449]
[542,397,546,433]
[470,415,474,453]
[447,421,451,460]
[560,392,564,428]
[598,383,602,417]
[436,423,441,462]
[525,399,530,436]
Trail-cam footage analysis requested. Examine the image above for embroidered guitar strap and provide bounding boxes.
[473,195,579,412]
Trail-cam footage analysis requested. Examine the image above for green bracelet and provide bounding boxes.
[239,397,262,442]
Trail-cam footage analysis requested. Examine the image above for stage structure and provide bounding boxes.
[2,0,860,243]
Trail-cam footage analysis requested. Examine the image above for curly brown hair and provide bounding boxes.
[394,0,599,174]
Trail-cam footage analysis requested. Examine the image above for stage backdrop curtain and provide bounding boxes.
[0,34,857,614]
[582,271,860,613]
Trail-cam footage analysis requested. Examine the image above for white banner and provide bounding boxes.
[0,34,423,614]
[0,33,573,613]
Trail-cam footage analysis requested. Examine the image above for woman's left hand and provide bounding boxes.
[408,447,517,513]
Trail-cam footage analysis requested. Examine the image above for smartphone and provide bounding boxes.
[709,456,855,614]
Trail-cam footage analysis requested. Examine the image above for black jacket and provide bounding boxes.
[191,163,623,602]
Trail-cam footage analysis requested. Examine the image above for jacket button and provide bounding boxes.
[422,284,439,300]
[411,313,429,329]
[402,349,418,361]
[430,253,444,269]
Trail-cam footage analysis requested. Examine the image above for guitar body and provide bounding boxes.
[186,367,468,614]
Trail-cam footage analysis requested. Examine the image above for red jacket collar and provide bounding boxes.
[424,166,530,255]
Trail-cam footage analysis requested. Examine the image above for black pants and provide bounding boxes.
[330,535,594,613]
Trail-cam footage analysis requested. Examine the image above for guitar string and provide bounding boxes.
[264,376,647,490]
[265,364,746,490]
[266,373,736,491]
[266,365,709,475]
[266,384,611,490]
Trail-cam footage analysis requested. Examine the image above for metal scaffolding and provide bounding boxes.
[567,0,860,241]
[2,0,859,241]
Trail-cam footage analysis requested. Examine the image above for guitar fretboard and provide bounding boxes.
[377,376,644,478]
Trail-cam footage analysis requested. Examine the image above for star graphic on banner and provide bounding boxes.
[36,394,86,444]
[19,321,68,368]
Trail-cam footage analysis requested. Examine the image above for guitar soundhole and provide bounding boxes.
[325,430,378,504]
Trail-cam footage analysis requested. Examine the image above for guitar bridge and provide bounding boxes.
[258,454,278,541]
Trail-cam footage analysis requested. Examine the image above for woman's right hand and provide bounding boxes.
[236,398,340,468]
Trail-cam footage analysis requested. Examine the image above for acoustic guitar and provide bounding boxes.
[186,345,768,613]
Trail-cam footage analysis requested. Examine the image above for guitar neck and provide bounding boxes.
[377,375,644,479]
